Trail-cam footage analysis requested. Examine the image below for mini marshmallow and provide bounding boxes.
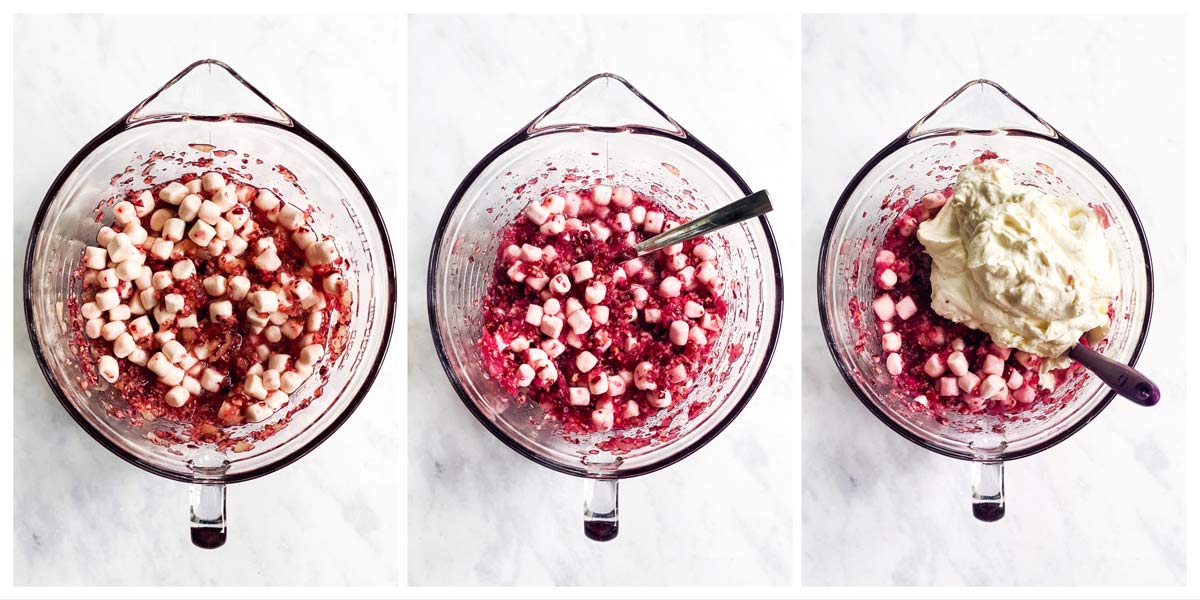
[873,295,896,321]
[981,354,1004,376]
[305,240,338,266]
[881,331,902,352]
[96,226,116,246]
[162,218,185,242]
[254,188,281,211]
[590,305,610,325]
[684,300,705,319]
[543,298,561,316]
[569,387,591,406]
[124,222,148,245]
[108,304,131,321]
[107,232,136,263]
[277,203,306,230]
[895,296,918,320]
[520,244,543,263]
[85,318,103,339]
[243,374,269,400]
[566,310,592,335]
[93,288,119,312]
[525,304,544,326]
[209,300,233,321]
[227,235,249,257]
[669,320,689,346]
[162,339,186,363]
[924,354,946,378]
[188,220,216,247]
[229,275,251,301]
[298,344,324,367]
[576,351,598,374]
[203,275,227,296]
[100,321,126,342]
[1007,371,1024,390]
[980,375,1007,400]
[163,293,184,313]
[549,273,571,295]
[947,351,969,376]
[540,338,565,359]
[649,390,672,409]
[172,259,196,280]
[201,172,226,192]
[540,314,564,338]
[178,194,202,221]
[132,190,155,217]
[84,246,108,270]
[524,201,551,226]
[588,371,609,395]
[306,311,324,333]
[291,226,317,249]
[150,238,174,260]
[98,355,119,383]
[151,271,173,291]
[879,269,898,289]
[254,251,282,272]
[886,353,904,375]
[97,268,119,289]
[240,401,273,423]
[280,370,306,393]
[159,182,188,205]
[113,333,136,358]
[658,276,681,298]
[116,260,142,282]
[179,314,200,328]
[571,261,594,283]
[139,288,158,310]
[538,214,566,235]
[644,211,665,234]
[81,302,102,320]
[250,290,279,314]
[584,282,606,305]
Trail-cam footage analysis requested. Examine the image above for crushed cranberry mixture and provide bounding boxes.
[73,171,352,432]
[479,184,727,433]
[870,154,1098,416]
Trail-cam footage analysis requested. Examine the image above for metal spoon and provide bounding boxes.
[616,190,773,262]
[1067,344,1160,406]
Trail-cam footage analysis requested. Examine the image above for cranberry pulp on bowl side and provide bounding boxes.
[479,183,728,434]
[69,169,353,445]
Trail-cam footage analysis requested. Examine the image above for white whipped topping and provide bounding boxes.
[916,160,1118,370]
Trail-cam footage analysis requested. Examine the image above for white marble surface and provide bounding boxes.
[407,15,797,586]
[12,15,400,585]
[801,15,1186,586]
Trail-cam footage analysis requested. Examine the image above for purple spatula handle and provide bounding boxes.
[1068,345,1160,406]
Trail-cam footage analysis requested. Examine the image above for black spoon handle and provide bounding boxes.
[1068,344,1160,406]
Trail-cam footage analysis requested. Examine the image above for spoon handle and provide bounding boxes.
[1068,344,1160,406]
[633,190,773,257]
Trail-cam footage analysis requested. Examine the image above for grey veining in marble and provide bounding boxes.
[407,14,798,586]
[801,14,1186,586]
[13,14,400,585]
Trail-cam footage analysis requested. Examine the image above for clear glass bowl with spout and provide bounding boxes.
[23,59,397,548]
[818,79,1154,521]
[428,73,783,541]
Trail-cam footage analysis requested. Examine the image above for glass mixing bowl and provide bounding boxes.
[818,80,1154,521]
[24,60,397,547]
[428,73,783,540]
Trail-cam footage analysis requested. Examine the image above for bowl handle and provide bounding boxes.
[189,481,228,549]
[971,461,1005,522]
[583,479,619,542]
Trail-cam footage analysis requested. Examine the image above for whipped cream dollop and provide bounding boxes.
[916,160,1119,370]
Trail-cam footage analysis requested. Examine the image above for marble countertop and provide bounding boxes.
[406,14,797,586]
[12,15,401,585]
[800,15,1187,586]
